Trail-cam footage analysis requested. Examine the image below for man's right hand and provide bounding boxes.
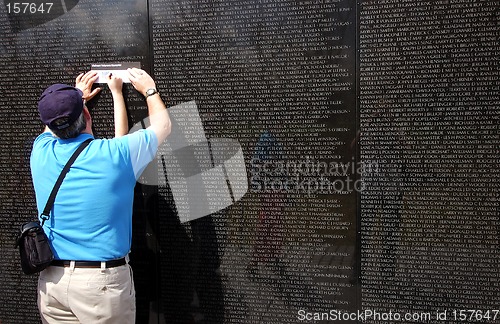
[127,68,171,144]
[127,68,156,97]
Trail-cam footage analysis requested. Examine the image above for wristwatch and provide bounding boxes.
[145,88,159,98]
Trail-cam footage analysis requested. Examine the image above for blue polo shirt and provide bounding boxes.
[30,130,158,261]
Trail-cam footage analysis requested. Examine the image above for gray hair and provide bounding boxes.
[50,112,86,139]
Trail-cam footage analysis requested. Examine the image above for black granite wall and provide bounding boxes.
[0,0,498,323]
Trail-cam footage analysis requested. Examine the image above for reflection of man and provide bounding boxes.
[30,69,171,323]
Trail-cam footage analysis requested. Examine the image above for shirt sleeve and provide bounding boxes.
[125,129,159,179]
[31,132,54,159]
[33,132,53,147]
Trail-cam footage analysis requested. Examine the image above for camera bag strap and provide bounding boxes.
[40,138,92,226]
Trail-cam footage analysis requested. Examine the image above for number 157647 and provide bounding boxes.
[6,2,54,14]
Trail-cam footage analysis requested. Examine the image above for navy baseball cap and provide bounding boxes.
[38,84,84,130]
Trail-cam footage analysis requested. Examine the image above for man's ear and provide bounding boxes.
[83,106,92,121]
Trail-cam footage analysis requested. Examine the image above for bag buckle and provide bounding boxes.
[40,213,50,226]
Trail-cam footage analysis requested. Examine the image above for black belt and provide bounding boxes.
[51,257,127,268]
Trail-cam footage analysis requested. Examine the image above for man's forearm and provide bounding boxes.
[112,92,128,137]
[146,93,171,144]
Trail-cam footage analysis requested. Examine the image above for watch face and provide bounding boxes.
[146,89,157,96]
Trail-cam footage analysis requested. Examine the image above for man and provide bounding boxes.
[30,68,171,323]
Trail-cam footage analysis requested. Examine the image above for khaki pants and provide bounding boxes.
[38,263,136,324]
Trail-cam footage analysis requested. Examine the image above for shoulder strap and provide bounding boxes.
[40,138,92,225]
